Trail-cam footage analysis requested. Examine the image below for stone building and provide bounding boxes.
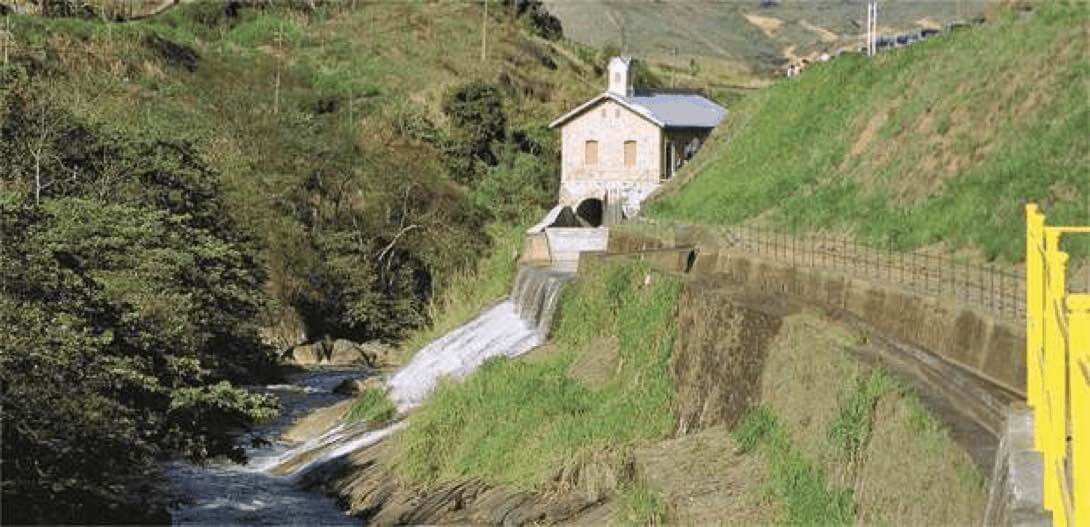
[547,56,727,225]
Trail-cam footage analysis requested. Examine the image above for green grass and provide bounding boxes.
[827,370,894,466]
[345,387,397,424]
[734,406,855,526]
[392,260,683,490]
[648,2,1089,262]
[615,481,670,526]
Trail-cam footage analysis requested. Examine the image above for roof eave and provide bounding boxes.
[549,92,666,129]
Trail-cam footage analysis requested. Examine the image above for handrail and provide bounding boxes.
[1025,204,1088,527]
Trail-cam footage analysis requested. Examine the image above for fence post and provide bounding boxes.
[1067,294,1090,527]
[1042,232,1067,520]
[1027,204,1045,411]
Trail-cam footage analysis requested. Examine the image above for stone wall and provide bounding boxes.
[559,99,663,212]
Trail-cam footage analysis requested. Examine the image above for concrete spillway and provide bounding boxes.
[387,263,575,410]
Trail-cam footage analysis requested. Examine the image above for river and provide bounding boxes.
[165,263,575,525]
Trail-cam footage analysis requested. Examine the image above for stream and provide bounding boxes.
[165,263,575,526]
[165,368,370,526]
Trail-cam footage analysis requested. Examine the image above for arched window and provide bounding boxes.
[584,140,598,165]
[624,140,637,167]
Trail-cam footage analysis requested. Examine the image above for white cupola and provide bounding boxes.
[607,56,632,97]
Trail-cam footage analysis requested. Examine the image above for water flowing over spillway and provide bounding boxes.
[166,264,574,525]
[388,263,575,409]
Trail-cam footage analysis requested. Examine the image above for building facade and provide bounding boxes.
[549,57,727,224]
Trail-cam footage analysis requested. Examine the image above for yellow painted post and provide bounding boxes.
[1067,294,1090,527]
[1043,236,1068,526]
[1027,205,1044,411]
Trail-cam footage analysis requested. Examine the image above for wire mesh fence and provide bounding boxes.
[712,224,1027,320]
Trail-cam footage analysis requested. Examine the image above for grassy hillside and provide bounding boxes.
[648,2,1089,262]
[1,2,596,522]
[5,1,600,343]
[390,261,986,524]
[394,260,685,521]
[546,0,989,78]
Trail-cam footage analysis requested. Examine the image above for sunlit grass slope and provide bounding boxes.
[648,3,1088,261]
[394,261,682,492]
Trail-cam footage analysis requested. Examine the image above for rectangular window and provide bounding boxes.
[624,140,637,167]
[585,140,598,165]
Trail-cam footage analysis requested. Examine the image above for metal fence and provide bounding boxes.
[707,224,1027,320]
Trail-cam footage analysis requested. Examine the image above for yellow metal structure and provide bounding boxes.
[1025,204,1090,527]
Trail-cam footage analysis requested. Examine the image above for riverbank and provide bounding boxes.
[306,257,988,524]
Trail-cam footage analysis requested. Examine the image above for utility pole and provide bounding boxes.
[866,1,879,57]
[873,1,878,56]
[480,0,487,62]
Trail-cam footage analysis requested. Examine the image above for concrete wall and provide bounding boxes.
[607,227,1027,400]
[559,100,663,213]
[520,228,610,263]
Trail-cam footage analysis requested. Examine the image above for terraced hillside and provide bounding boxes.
[546,0,989,77]
[647,2,1089,263]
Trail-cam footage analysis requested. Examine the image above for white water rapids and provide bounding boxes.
[167,263,574,525]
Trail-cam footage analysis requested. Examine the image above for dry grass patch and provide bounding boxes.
[758,311,987,523]
[743,13,785,37]
[567,336,620,390]
[761,313,862,467]
[854,393,985,524]
[634,426,781,525]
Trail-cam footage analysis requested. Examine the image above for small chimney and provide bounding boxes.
[607,56,632,97]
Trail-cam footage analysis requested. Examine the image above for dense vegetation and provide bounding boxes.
[0,71,279,523]
[648,2,1089,262]
[394,261,683,522]
[0,1,594,522]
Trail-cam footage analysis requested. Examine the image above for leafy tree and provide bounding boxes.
[0,77,279,524]
[442,81,507,172]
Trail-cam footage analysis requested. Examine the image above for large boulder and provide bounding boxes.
[358,341,399,368]
[289,342,324,365]
[329,339,366,365]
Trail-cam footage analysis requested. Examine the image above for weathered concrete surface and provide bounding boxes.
[609,226,1027,401]
[671,281,790,433]
[984,404,1050,526]
[521,232,552,263]
[522,227,610,263]
[545,227,609,261]
[578,247,696,276]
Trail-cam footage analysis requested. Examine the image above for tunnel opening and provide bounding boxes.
[575,198,603,227]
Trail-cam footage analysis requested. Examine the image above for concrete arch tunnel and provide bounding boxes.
[575,198,604,227]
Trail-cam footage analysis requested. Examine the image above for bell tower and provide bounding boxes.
[607,56,632,97]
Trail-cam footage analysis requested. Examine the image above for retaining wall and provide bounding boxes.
[605,227,1027,399]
